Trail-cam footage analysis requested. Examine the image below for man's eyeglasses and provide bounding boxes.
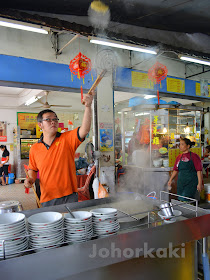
[42,118,59,123]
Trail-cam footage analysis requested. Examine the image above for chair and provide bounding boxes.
[78,165,96,201]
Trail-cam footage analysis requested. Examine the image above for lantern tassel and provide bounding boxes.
[91,72,93,81]
[71,73,73,82]
[83,78,85,84]
[81,85,83,103]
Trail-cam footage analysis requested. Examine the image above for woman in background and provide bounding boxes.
[0,145,10,185]
[168,138,203,200]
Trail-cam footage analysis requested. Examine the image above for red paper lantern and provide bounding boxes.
[69,52,92,101]
[148,61,168,105]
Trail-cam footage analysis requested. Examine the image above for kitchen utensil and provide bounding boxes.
[24,169,42,208]
[65,206,76,219]
[0,201,23,214]
[160,203,174,217]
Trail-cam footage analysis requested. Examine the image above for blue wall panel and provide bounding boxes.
[0,54,96,89]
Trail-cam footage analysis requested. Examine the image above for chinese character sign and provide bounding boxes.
[152,116,159,145]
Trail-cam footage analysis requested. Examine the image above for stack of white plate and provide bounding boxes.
[28,212,63,250]
[90,208,120,238]
[0,213,27,259]
[64,211,93,243]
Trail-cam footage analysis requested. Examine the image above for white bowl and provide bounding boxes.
[28,212,62,226]
[0,213,25,227]
[90,208,117,216]
[158,209,182,222]
[64,211,92,222]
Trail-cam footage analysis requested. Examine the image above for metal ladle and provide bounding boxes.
[65,205,76,218]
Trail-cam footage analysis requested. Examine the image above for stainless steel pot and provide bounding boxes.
[0,201,23,214]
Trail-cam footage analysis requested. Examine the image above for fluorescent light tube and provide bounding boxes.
[179,55,210,66]
[25,96,41,106]
[0,20,48,34]
[89,37,157,54]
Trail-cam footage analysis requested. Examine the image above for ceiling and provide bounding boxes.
[1,0,210,34]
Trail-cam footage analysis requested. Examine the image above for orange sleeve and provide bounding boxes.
[64,127,84,152]
[28,145,39,172]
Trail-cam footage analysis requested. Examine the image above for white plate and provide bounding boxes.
[0,220,26,232]
[0,213,26,227]
[28,212,62,226]
[29,236,63,247]
[0,229,26,240]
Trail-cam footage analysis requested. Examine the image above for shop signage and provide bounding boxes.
[152,116,159,145]
[17,112,38,132]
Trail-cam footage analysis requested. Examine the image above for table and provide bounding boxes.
[76,174,88,188]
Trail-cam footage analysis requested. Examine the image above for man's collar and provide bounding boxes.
[38,132,61,143]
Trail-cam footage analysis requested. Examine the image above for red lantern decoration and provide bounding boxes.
[148,61,168,105]
[69,52,92,102]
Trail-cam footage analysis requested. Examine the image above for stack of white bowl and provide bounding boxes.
[0,213,27,259]
[28,212,63,250]
[90,208,120,238]
[163,158,169,167]
[64,211,93,243]
[153,158,163,168]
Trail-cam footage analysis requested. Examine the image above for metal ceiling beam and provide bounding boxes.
[186,68,210,79]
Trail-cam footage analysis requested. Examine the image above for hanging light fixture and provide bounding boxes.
[179,55,210,66]
[163,126,167,134]
[89,36,157,54]
[184,123,190,134]
[0,18,49,34]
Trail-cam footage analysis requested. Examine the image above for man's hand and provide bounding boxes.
[24,178,34,188]
[82,92,94,107]
[0,164,3,168]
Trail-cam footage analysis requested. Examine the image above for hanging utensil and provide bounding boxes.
[65,205,75,218]
[24,169,42,208]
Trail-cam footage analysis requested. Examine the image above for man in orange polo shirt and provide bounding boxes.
[24,93,93,207]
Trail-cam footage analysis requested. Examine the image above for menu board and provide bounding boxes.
[131,71,154,89]
[167,77,185,93]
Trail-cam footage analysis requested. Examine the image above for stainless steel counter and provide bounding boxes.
[0,195,209,280]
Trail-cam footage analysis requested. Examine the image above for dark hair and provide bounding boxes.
[180,138,195,148]
[0,145,8,151]
[206,145,210,152]
[37,109,57,122]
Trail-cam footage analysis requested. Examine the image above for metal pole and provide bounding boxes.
[150,112,152,167]
[121,111,125,164]
[93,92,99,178]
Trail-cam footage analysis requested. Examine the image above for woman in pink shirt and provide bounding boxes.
[168,138,203,201]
